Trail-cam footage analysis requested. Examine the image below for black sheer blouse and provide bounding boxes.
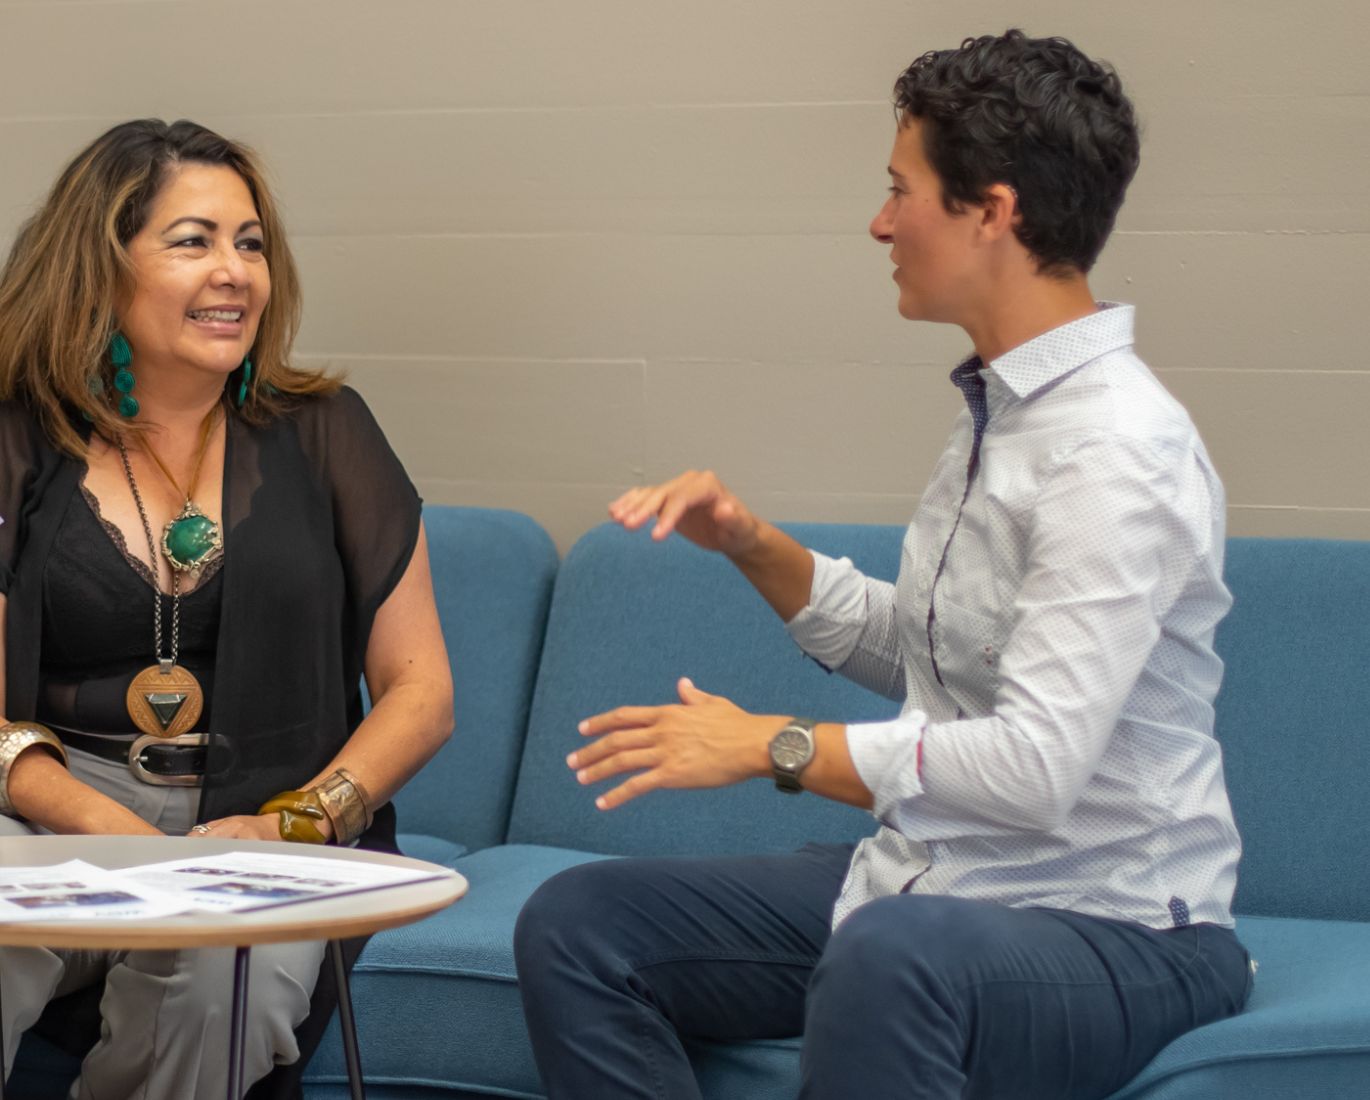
[1,387,422,850]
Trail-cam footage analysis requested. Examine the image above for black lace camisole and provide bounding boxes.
[36,485,223,735]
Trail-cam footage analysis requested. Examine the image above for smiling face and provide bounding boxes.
[869,119,983,324]
[118,162,270,383]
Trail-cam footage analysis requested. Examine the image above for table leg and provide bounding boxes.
[226,946,250,1100]
[329,939,366,1100]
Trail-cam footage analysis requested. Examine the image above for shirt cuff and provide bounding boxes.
[785,551,869,671]
[845,716,926,822]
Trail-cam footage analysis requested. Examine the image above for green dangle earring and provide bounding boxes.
[110,332,138,418]
[235,356,253,408]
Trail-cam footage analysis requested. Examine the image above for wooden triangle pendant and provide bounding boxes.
[127,661,204,739]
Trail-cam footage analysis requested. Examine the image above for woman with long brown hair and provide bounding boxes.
[0,119,454,1098]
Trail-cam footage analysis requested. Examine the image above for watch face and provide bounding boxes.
[771,728,811,770]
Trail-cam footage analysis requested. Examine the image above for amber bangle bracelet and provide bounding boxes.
[257,789,329,844]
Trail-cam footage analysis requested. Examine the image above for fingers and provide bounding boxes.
[575,747,661,788]
[596,769,664,811]
[578,705,661,738]
[568,726,656,770]
[609,485,667,530]
[608,470,746,545]
[652,482,704,542]
[651,470,729,541]
[566,726,666,810]
[568,686,755,811]
[188,815,277,841]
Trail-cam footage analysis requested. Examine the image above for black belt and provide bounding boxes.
[55,727,208,786]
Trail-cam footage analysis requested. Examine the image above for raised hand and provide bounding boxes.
[609,470,761,558]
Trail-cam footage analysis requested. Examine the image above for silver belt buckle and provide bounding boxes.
[129,732,208,787]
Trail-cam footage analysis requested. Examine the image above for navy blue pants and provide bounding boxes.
[514,844,1251,1100]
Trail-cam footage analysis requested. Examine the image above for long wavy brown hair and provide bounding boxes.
[0,118,339,455]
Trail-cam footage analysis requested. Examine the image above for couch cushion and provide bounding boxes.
[1106,914,1370,1098]
[304,844,824,1100]
[396,832,467,868]
[1216,538,1370,922]
[304,844,609,1098]
[393,506,558,854]
[507,523,903,857]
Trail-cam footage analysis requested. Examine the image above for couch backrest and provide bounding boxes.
[504,522,1370,922]
[1217,537,1370,922]
[506,523,902,856]
[393,505,558,851]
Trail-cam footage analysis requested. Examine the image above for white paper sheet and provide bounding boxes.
[120,851,447,913]
[0,860,190,921]
[0,852,447,921]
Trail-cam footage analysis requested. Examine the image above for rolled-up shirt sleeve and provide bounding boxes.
[846,715,928,815]
[785,550,906,701]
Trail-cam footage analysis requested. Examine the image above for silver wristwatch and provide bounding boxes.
[768,718,817,794]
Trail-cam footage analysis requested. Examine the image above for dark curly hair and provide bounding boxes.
[894,29,1139,275]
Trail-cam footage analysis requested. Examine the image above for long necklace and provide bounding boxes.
[117,422,216,740]
[140,408,224,573]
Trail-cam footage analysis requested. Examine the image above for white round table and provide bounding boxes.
[0,835,466,1100]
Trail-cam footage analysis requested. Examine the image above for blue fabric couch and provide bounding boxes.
[12,507,1369,1098]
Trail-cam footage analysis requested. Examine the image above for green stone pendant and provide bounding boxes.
[161,501,223,572]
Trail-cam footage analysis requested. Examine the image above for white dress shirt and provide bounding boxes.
[787,305,1242,931]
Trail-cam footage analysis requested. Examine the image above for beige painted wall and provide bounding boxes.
[3,0,1366,550]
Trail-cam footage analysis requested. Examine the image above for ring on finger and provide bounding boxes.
[190,823,212,835]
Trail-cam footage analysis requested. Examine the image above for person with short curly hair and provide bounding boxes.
[894,30,1141,276]
[514,30,1250,1099]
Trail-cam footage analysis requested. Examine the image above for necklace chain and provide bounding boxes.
[117,437,180,666]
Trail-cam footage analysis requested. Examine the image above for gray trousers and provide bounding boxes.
[0,748,324,1100]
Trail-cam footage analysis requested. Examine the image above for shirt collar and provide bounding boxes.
[991,302,1134,399]
[949,303,1136,414]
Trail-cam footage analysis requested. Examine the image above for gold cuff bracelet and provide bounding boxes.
[314,768,373,847]
[0,722,69,818]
